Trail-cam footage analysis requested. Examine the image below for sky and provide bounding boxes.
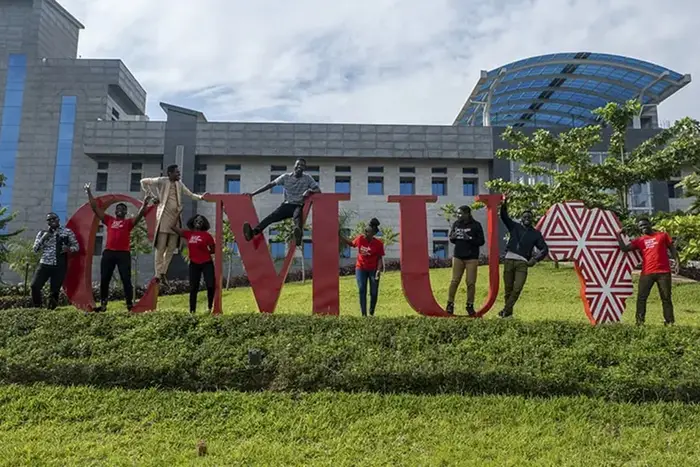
[59,0,700,125]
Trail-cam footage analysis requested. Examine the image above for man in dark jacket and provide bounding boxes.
[499,196,548,318]
[446,205,485,316]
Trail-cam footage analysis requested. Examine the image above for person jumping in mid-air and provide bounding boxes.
[242,158,320,246]
[170,214,216,314]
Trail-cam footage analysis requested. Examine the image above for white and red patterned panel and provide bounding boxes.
[536,201,641,325]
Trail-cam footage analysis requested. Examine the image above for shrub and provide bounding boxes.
[1,309,700,403]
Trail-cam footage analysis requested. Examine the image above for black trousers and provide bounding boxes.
[189,261,216,313]
[101,250,133,306]
[254,203,303,234]
[31,261,67,309]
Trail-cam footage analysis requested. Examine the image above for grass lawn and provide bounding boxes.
[158,263,700,326]
[2,384,700,466]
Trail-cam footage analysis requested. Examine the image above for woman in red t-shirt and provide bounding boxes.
[171,215,216,314]
[340,218,385,316]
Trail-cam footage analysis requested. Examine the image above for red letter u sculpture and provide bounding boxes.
[64,194,159,313]
[388,194,502,317]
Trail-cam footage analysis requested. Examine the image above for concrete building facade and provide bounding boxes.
[0,0,694,282]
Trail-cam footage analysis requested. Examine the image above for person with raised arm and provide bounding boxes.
[498,196,548,319]
[170,214,216,314]
[31,212,79,309]
[241,158,320,247]
[84,183,151,312]
[616,217,680,325]
[140,164,209,285]
[340,218,385,317]
[446,205,485,316]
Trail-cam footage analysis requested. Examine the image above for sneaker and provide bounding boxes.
[293,226,303,247]
[243,222,254,242]
[498,309,513,319]
[446,302,454,315]
[126,304,133,312]
[466,303,476,317]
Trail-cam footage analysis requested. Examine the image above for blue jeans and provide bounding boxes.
[356,268,379,316]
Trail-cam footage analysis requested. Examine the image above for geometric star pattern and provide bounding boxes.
[536,201,642,325]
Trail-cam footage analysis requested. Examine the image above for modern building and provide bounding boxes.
[0,0,693,281]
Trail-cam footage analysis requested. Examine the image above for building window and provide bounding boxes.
[94,235,103,256]
[463,179,478,196]
[400,177,415,195]
[303,240,313,259]
[335,176,351,194]
[432,167,447,174]
[270,174,284,194]
[226,175,241,194]
[335,166,351,173]
[96,172,108,192]
[433,229,449,238]
[312,174,320,183]
[194,173,207,193]
[306,165,320,172]
[368,166,384,173]
[668,182,683,199]
[432,178,447,196]
[111,108,120,120]
[271,165,287,172]
[0,54,27,213]
[270,241,285,258]
[131,162,142,171]
[432,241,447,259]
[225,164,241,171]
[368,177,384,195]
[463,168,478,175]
[129,172,141,192]
[399,167,415,173]
[195,161,207,172]
[97,162,109,171]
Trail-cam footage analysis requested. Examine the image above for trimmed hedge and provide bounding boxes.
[1,308,700,402]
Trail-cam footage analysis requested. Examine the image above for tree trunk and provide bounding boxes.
[24,263,29,296]
[226,256,232,289]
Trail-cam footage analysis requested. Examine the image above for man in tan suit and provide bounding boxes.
[140,164,209,284]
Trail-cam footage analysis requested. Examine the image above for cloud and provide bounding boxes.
[60,0,700,125]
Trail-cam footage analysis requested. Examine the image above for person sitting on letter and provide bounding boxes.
[242,158,320,246]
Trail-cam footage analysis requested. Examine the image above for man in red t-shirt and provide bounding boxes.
[340,218,385,316]
[616,217,680,325]
[85,184,151,312]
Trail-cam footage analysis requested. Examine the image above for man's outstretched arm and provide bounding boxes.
[84,183,105,222]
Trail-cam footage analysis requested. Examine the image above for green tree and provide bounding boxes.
[352,221,399,249]
[653,214,700,265]
[675,173,700,214]
[130,221,152,293]
[6,237,40,294]
[489,100,700,219]
[222,218,237,288]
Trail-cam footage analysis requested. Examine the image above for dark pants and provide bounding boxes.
[503,259,529,314]
[254,203,303,234]
[189,261,216,313]
[636,272,674,325]
[31,261,67,309]
[100,250,133,307]
[356,268,379,316]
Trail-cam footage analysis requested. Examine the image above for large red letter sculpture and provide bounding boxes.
[537,201,642,325]
[388,194,502,317]
[205,193,350,315]
[65,194,159,313]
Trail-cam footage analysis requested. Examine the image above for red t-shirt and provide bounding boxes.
[352,235,385,271]
[103,215,134,252]
[183,230,215,264]
[631,232,672,274]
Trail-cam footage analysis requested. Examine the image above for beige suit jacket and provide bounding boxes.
[140,177,203,246]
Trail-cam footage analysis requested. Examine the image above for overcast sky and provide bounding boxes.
[60,0,700,125]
